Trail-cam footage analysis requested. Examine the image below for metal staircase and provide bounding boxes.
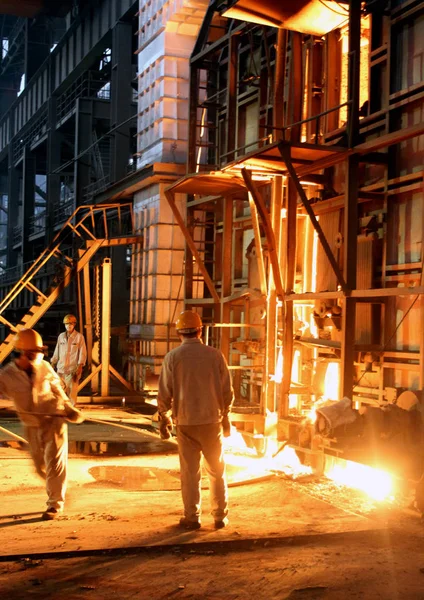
[0,203,136,363]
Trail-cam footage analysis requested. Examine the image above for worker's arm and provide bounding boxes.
[78,333,87,367]
[220,353,234,415]
[157,353,173,415]
[51,337,59,368]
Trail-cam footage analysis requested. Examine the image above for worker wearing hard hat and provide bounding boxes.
[158,310,234,530]
[51,314,87,405]
[0,329,84,520]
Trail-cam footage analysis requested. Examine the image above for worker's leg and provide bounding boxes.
[61,374,76,404]
[200,423,228,522]
[24,426,46,479]
[68,375,79,405]
[177,425,202,522]
[43,418,68,511]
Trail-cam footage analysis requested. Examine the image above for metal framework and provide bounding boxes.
[165,0,424,471]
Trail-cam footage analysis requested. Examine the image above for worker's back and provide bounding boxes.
[158,338,233,426]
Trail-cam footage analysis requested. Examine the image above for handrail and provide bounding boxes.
[0,203,133,314]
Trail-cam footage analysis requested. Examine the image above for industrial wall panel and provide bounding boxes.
[54,53,60,89]
[68,36,74,72]
[83,18,91,56]
[101,1,109,35]
[92,7,100,44]
[43,70,48,104]
[76,24,83,64]
[61,47,67,85]
[391,13,424,93]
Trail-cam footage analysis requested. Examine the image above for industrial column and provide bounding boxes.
[45,97,61,245]
[21,147,36,264]
[74,98,93,206]
[6,146,19,269]
[101,258,112,397]
[110,20,133,183]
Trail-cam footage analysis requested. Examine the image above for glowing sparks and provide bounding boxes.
[326,460,394,501]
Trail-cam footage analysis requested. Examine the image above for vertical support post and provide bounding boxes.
[273,29,287,138]
[22,146,36,263]
[226,34,239,162]
[74,98,93,206]
[347,0,361,148]
[7,147,20,268]
[83,262,93,371]
[46,97,61,245]
[110,21,133,182]
[25,19,50,83]
[340,155,359,400]
[221,196,233,361]
[325,31,341,133]
[281,179,297,417]
[101,258,112,397]
[289,32,303,142]
[188,67,199,173]
[266,177,283,418]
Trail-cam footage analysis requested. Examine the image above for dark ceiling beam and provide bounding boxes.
[0,0,73,18]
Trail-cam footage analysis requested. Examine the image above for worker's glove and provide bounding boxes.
[222,414,231,438]
[159,413,173,440]
[63,402,85,424]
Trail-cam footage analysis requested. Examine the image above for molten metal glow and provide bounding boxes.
[223,429,313,479]
[326,460,394,501]
[323,362,340,401]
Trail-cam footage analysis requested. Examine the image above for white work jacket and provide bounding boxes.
[0,360,69,426]
[51,330,87,375]
[158,338,234,426]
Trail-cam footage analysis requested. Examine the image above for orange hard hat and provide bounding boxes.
[63,314,77,324]
[14,329,46,352]
[175,311,202,332]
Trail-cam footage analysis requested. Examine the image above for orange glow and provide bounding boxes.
[323,361,340,401]
[223,429,313,479]
[273,445,313,478]
[326,460,394,501]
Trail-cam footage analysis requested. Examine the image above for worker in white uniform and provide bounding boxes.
[51,314,87,405]
[0,329,84,520]
[158,311,234,530]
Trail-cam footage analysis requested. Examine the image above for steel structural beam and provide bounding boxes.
[241,168,285,301]
[279,143,348,294]
[101,258,112,397]
[164,190,220,303]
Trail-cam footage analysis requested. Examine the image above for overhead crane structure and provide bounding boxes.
[165,0,424,469]
[0,202,142,398]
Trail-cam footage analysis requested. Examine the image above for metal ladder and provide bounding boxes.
[0,203,135,363]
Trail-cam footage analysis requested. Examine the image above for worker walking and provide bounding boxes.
[158,311,234,530]
[0,329,84,520]
[51,314,87,405]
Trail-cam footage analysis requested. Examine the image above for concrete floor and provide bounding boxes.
[1,404,424,599]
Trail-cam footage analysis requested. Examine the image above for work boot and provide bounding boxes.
[42,507,59,521]
[214,517,229,529]
[178,517,201,530]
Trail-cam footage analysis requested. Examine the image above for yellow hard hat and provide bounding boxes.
[63,314,77,324]
[175,311,202,332]
[14,329,46,352]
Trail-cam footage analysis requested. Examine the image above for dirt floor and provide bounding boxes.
[1,406,424,599]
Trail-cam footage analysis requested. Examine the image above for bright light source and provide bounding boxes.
[326,461,394,501]
[221,0,349,36]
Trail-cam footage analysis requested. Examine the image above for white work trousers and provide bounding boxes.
[177,423,228,523]
[58,373,79,405]
[24,418,68,511]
